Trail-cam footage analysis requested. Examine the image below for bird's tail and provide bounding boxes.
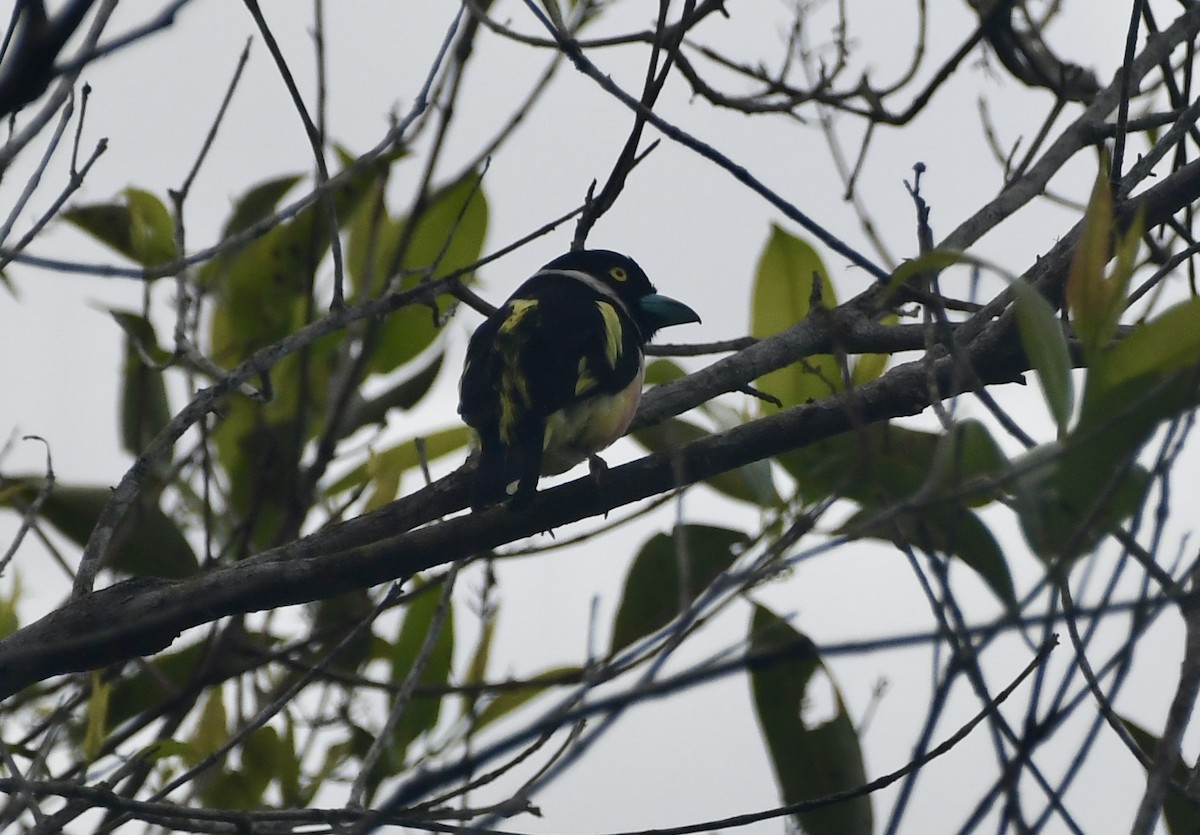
[471,422,544,511]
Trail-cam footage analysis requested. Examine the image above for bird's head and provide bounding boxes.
[541,249,701,340]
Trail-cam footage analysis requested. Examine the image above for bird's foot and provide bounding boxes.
[588,454,610,518]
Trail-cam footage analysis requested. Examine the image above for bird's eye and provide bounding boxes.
[609,267,628,282]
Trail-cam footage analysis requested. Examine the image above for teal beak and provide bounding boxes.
[637,293,701,337]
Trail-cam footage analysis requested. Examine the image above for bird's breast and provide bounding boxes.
[541,361,645,475]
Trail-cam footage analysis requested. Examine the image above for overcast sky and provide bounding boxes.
[0,2,1192,832]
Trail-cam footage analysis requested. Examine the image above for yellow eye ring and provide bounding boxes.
[609,266,628,282]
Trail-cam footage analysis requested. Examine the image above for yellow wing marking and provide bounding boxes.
[575,356,597,396]
[595,301,622,369]
[499,298,538,334]
[496,299,538,444]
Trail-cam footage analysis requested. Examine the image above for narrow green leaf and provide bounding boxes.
[311,590,376,675]
[110,310,173,458]
[202,727,286,809]
[63,203,134,255]
[108,309,172,364]
[927,419,1009,507]
[278,718,304,806]
[751,225,840,410]
[363,450,403,513]
[196,173,304,291]
[238,725,285,807]
[389,582,455,759]
[190,689,228,763]
[0,575,19,639]
[351,583,455,803]
[1065,172,1122,361]
[1067,299,1200,510]
[884,249,974,300]
[83,672,111,762]
[1011,281,1074,434]
[748,605,872,835]
[465,617,495,690]
[610,525,748,655]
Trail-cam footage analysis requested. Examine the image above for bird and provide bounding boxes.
[458,249,701,510]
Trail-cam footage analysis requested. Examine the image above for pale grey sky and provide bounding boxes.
[0,2,1190,832]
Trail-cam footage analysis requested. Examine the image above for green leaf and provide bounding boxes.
[463,615,495,716]
[366,174,489,375]
[884,249,974,298]
[136,738,198,765]
[926,420,1010,506]
[190,688,228,763]
[211,326,343,545]
[108,642,206,728]
[751,225,840,409]
[107,636,268,730]
[311,590,376,675]
[352,583,455,802]
[0,481,197,579]
[610,525,748,655]
[634,417,778,506]
[841,505,1016,611]
[0,573,21,639]
[748,604,872,835]
[83,672,111,762]
[64,188,178,268]
[1065,172,1129,362]
[238,725,287,808]
[341,353,445,433]
[1088,298,1200,400]
[207,159,383,367]
[389,582,454,758]
[1028,297,1200,563]
[1012,281,1074,434]
[110,310,173,458]
[645,358,687,386]
[221,174,304,239]
[195,174,304,292]
[124,188,177,267]
[1013,443,1150,564]
[1121,716,1200,835]
[278,718,304,806]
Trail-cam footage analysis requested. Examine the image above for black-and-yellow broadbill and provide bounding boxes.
[459,250,700,510]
